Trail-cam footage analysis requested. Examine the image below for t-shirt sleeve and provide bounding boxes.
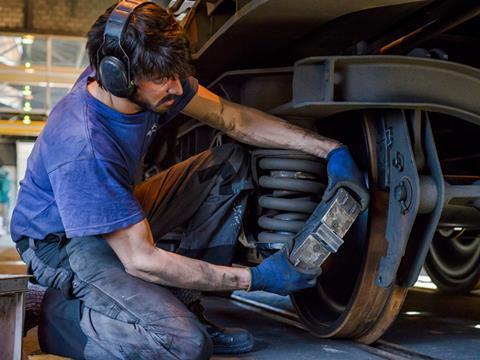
[48,158,145,238]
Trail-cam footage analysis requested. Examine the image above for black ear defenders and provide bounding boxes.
[97,0,154,98]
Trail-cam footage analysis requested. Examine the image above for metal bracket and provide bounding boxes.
[271,55,480,127]
[377,110,420,287]
[400,115,445,286]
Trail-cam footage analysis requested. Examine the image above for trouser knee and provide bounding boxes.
[81,309,213,360]
[148,317,212,360]
[215,143,248,165]
[212,143,250,182]
[178,324,213,360]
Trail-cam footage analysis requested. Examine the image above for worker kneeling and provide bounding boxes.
[12,1,368,359]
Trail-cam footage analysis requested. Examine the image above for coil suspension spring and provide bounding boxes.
[252,149,327,252]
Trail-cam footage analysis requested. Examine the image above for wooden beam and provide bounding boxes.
[0,64,82,86]
[0,120,44,137]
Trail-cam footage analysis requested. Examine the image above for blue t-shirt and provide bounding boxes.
[11,67,198,242]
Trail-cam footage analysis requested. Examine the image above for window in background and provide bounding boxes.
[0,34,85,118]
[52,38,89,68]
[0,35,47,67]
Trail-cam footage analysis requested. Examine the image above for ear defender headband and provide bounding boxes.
[97,0,154,98]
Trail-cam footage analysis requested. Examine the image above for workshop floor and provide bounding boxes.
[2,247,480,359]
[219,289,480,359]
[20,289,480,360]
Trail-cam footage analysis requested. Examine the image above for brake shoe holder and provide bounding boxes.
[289,188,361,272]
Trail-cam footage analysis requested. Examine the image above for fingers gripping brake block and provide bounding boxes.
[289,188,361,272]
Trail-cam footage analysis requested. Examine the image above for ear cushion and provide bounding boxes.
[98,56,134,98]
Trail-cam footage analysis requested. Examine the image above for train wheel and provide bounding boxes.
[424,229,480,294]
[290,112,409,344]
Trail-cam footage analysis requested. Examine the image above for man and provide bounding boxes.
[12,1,368,359]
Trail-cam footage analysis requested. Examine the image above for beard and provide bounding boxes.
[129,89,176,113]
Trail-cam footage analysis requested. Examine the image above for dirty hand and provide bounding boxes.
[249,249,318,296]
[323,145,370,210]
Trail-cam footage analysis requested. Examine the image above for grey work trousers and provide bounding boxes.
[21,144,253,359]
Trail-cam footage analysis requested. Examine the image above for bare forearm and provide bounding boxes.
[130,248,251,291]
[225,100,341,158]
[104,219,251,292]
[184,86,340,157]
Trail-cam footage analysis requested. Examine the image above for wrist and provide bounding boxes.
[248,266,264,292]
[326,143,347,160]
[246,268,253,291]
[323,141,343,159]
[231,267,252,291]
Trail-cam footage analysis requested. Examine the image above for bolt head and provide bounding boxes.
[394,184,407,201]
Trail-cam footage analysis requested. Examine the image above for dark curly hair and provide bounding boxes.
[86,2,193,88]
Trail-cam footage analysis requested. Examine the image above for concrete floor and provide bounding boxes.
[1,246,480,359]
[382,289,480,360]
[21,288,480,360]
[202,295,381,360]
[208,288,480,360]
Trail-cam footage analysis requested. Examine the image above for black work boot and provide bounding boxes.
[189,300,254,354]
